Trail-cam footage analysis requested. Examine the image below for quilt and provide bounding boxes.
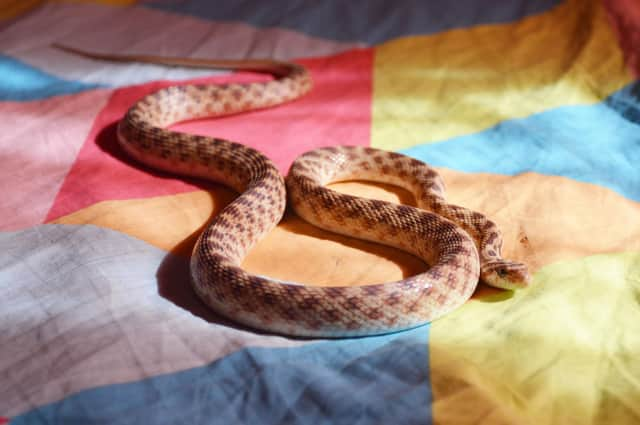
[1,0,639,423]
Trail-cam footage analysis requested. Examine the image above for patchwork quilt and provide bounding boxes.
[1,0,639,423]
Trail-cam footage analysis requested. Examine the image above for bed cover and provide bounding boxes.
[1,1,639,424]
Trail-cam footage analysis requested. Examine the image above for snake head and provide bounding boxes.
[481,260,532,290]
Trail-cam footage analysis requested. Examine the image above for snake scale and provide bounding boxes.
[55,44,531,337]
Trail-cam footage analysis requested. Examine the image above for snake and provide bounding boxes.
[54,44,531,337]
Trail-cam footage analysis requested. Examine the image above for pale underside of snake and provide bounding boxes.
[55,44,531,337]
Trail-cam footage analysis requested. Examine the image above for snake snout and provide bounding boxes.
[482,261,532,290]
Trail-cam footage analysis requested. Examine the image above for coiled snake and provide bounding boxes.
[55,44,531,337]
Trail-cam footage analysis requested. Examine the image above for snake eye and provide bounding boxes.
[497,268,508,278]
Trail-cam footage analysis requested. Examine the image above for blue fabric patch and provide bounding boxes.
[12,327,431,425]
[142,0,560,44]
[0,55,99,101]
[402,82,640,202]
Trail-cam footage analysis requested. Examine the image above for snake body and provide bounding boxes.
[56,45,531,337]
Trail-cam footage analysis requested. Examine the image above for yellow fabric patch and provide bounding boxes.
[0,0,139,19]
[55,0,138,5]
[372,0,632,150]
[430,251,640,424]
[0,0,42,20]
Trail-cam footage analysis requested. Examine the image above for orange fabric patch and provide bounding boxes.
[54,167,640,289]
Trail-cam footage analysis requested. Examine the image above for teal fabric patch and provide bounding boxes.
[0,55,100,101]
[402,83,640,201]
[12,327,431,425]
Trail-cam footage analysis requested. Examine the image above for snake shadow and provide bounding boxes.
[95,121,255,331]
[96,120,217,189]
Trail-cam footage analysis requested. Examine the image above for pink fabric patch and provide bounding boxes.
[0,89,112,230]
[46,49,373,221]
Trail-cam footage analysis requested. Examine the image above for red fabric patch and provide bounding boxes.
[604,0,640,75]
[46,49,373,221]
